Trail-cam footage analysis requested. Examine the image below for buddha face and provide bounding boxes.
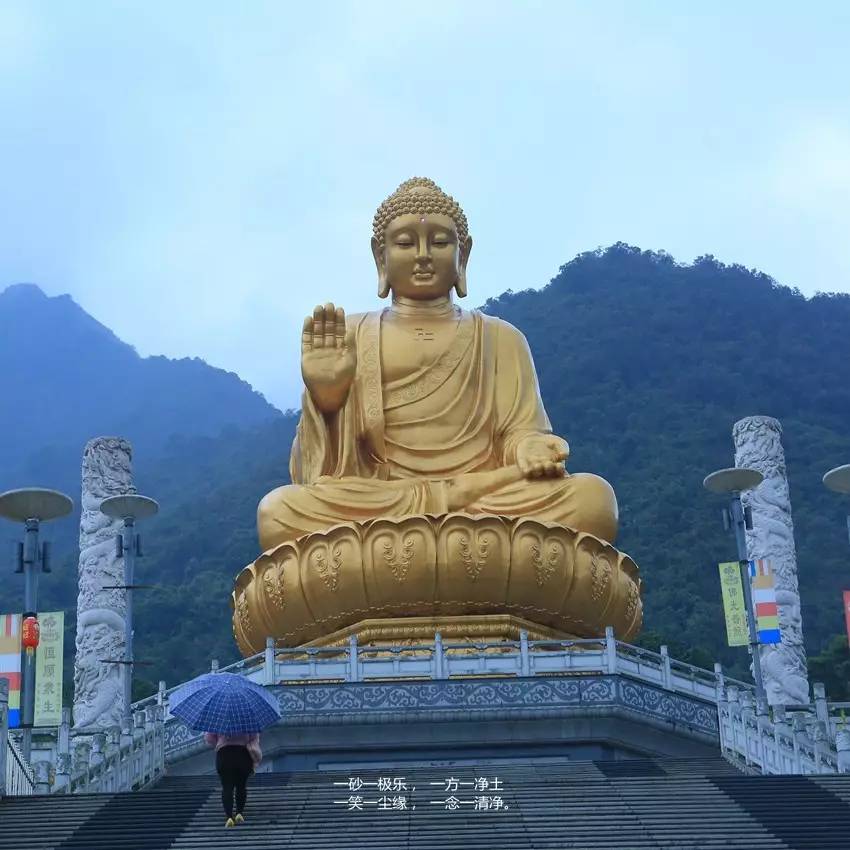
[372,212,472,300]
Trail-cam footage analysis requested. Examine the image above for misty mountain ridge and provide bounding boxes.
[0,282,281,502]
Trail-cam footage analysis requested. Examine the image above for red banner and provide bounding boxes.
[844,590,850,648]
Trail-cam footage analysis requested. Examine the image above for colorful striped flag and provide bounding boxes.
[0,613,22,728]
[748,560,781,644]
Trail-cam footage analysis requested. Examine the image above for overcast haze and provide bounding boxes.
[2,1,849,410]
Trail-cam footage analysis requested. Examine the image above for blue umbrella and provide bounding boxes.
[168,672,281,734]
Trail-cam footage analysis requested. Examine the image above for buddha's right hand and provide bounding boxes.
[301,303,356,413]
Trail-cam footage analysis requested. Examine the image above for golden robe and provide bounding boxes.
[258,308,617,550]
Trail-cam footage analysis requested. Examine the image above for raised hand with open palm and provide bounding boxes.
[301,303,356,414]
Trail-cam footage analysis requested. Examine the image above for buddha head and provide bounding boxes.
[372,177,473,300]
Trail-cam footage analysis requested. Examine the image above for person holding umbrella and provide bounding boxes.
[168,671,281,828]
[204,729,261,826]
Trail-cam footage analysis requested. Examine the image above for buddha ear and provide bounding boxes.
[455,236,473,298]
[371,236,390,299]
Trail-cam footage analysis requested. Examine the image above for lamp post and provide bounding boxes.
[703,467,768,710]
[0,488,73,761]
[824,465,850,545]
[99,494,159,723]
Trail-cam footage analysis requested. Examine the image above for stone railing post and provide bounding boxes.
[211,659,219,673]
[34,760,51,794]
[0,678,9,797]
[714,663,726,701]
[133,709,146,786]
[119,717,133,751]
[813,682,829,724]
[519,629,531,677]
[716,686,729,754]
[791,715,807,773]
[726,686,743,764]
[347,635,359,683]
[836,728,850,774]
[143,707,156,785]
[755,699,770,772]
[89,733,105,791]
[659,645,673,690]
[52,708,72,793]
[264,637,275,685]
[605,626,617,674]
[726,685,740,757]
[104,726,119,792]
[740,692,755,767]
[90,733,105,767]
[434,632,445,680]
[55,752,71,793]
[772,705,791,773]
[105,726,120,757]
[119,718,133,788]
[73,739,92,791]
[58,708,71,758]
[157,681,166,708]
[810,720,829,774]
[154,705,165,776]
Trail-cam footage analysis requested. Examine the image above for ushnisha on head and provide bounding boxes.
[371,177,473,300]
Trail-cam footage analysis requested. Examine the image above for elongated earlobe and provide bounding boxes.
[371,235,390,298]
[455,235,472,298]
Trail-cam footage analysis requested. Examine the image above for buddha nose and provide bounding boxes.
[416,237,431,260]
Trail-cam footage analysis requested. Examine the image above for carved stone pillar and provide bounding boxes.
[733,416,809,705]
[73,437,135,729]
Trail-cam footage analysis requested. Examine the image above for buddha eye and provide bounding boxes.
[395,240,414,248]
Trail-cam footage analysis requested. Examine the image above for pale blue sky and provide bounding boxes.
[2,1,849,409]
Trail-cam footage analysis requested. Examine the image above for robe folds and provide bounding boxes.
[258,308,617,550]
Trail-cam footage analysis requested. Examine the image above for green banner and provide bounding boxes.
[718,562,749,647]
[34,611,64,726]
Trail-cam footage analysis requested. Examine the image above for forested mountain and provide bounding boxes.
[482,245,850,693]
[0,283,279,504]
[1,247,848,700]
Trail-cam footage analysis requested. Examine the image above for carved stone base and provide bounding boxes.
[232,513,642,655]
[304,614,574,649]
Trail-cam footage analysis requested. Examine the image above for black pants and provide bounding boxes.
[216,745,253,818]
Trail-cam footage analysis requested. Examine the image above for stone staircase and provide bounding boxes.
[2,757,849,849]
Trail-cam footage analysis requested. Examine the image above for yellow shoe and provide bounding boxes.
[235,814,245,825]
[225,818,235,828]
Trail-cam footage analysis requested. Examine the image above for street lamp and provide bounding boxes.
[0,488,73,761]
[99,494,158,723]
[824,465,850,546]
[703,467,767,710]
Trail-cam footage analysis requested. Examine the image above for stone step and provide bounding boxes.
[2,758,849,849]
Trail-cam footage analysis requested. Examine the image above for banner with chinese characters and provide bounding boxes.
[718,562,748,646]
[34,611,64,726]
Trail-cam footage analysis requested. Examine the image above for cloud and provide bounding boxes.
[771,121,850,206]
[2,2,850,408]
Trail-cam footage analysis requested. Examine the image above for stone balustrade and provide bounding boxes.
[1,700,165,797]
[4,628,847,795]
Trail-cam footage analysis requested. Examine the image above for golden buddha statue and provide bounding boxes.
[258,178,618,550]
[232,179,641,654]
